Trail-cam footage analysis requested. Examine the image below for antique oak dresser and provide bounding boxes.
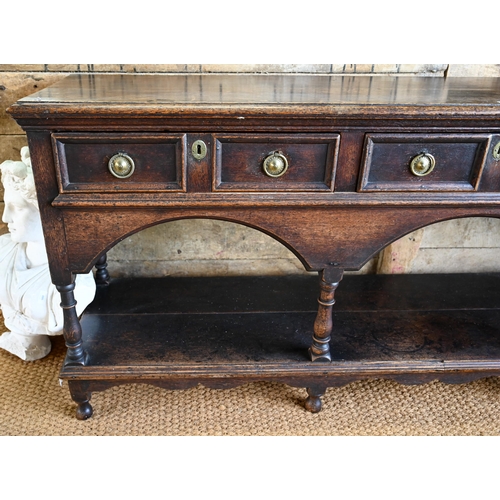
[8,74,500,419]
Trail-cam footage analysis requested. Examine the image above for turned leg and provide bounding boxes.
[94,253,110,286]
[305,386,326,413]
[309,266,344,362]
[68,381,93,420]
[57,282,87,366]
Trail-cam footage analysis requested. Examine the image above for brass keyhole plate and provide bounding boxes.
[192,140,208,160]
[493,141,500,161]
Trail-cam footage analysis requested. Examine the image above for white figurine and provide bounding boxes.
[0,147,96,361]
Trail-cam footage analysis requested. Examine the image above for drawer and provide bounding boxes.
[53,133,187,192]
[358,134,492,192]
[213,134,340,191]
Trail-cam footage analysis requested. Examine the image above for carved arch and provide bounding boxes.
[356,213,500,271]
[111,216,308,268]
[62,206,500,278]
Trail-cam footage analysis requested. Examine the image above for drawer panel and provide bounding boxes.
[358,134,491,192]
[53,133,187,192]
[213,134,340,191]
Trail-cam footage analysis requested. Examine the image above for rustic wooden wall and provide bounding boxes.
[2,64,500,276]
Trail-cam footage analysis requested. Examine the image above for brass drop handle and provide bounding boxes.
[108,153,135,179]
[263,151,289,178]
[410,152,435,177]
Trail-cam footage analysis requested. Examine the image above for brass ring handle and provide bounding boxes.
[108,153,135,179]
[262,151,289,178]
[410,152,435,177]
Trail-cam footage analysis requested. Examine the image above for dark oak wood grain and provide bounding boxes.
[53,133,186,192]
[12,74,500,109]
[60,274,500,416]
[213,134,339,191]
[309,267,343,362]
[359,133,491,192]
[8,74,500,418]
[59,205,500,277]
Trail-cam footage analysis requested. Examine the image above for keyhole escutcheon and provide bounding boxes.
[493,141,500,161]
[192,140,208,160]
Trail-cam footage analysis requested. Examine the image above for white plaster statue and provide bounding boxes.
[0,147,96,361]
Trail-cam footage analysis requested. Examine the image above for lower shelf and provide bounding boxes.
[61,273,500,389]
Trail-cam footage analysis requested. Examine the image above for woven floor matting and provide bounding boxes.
[1,312,500,435]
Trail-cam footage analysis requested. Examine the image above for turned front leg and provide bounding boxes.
[309,266,344,362]
[57,282,87,366]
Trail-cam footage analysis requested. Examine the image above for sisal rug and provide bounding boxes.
[1,312,499,436]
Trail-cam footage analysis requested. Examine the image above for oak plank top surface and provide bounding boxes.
[9,74,500,119]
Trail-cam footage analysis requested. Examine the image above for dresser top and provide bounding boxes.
[9,74,500,123]
[15,73,500,104]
